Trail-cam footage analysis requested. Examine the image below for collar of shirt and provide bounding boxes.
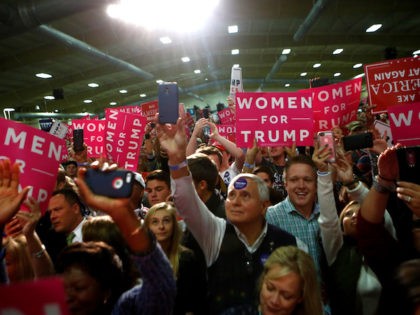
[232,222,268,254]
[283,197,320,220]
[72,218,86,243]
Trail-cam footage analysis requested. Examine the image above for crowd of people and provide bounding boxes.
[0,101,419,315]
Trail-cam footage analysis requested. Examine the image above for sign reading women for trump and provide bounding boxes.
[310,78,362,132]
[105,109,147,171]
[388,102,420,146]
[71,119,106,157]
[235,92,313,147]
[0,118,64,213]
[365,57,420,113]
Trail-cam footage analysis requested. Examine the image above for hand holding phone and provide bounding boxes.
[317,131,336,163]
[397,146,420,184]
[84,169,134,198]
[158,82,179,124]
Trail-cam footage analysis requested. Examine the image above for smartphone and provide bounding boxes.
[73,129,84,152]
[158,82,179,124]
[85,169,134,198]
[397,146,420,184]
[317,131,336,162]
[343,132,373,151]
[203,108,210,119]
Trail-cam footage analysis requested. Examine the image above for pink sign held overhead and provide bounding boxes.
[365,56,420,113]
[105,108,147,171]
[141,100,159,122]
[388,102,420,146]
[0,277,69,315]
[310,77,361,132]
[217,124,236,143]
[0,118,64,213]
[218,107,235,125]
[235,91,313,147]
[71,119,106,157]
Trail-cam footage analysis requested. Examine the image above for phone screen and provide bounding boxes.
[397,146,420,184]
[317,131,336,163]
[73,129,84,152]
[158,82,179,124]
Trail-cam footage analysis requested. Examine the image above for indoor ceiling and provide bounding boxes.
[1,0,419,121]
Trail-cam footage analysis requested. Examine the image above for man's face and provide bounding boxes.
[145,179,171,206]
[48,194,81,234]
[65,164,78,177]
[255,171,273,188]
[284,163,317,211]
[269,146,285,158]
[225,177,268,228]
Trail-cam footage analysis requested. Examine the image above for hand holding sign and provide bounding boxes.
[0,159,31,225]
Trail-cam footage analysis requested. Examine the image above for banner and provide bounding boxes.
[141,100,159,122]
[310,77,362,132]
[0,118,64,213]
[388,102,420,146]
[230,65,243,103]
[365,57,420,113]
[105,109,147,171]
[235,91,313,147]
[0,277,69,315]
[217,124,236,143]
[113,105,142,114]
[71,119,106,157]
[217,107,235,125]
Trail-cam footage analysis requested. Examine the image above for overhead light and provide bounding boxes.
[3,108,15,112]
[231,49,239,55]
[333,48,343,55]
[83,99,92,103]
[228,25,238,33]
[160,36,172,44]
[54,109,59,113]
[282,49,291,55]
[285,83,290,87]
[140,93,147,97]
[205,77,208,81]
[313,63,321,68]
[181,56,190,62]
[88,83,99,88]
[156,79,163,84]
[413,49,420,55]
[44,96,55,100]
[194,69,201,74]
[354,73,365,78]
[300,72,307,77]
[334,72,341,77]
[110,101,117,105]
[36,73,52,79]
[353,63,363,68]
[366,24,382,33]
[35,105,41,110]
[119,89,128,94]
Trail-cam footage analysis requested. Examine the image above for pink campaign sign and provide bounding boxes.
[218,107,235,125]
[113,105,142,114]
[235,91,313,147]
[217,124,236,143]
[310,77,362,132]
[0,277,70,315]
[71,119,106,157]
[0,118,64,213]
[365,57,420,113]
[105,108,147,171]
[388,102,420,146]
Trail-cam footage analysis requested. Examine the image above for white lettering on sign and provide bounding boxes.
[316,82,361,102]
[1,304,61,315]
[4,129,61,161]
[240,129,310,143]
[370,79,420,95]
[389,110,418,127]
[261,115,288,124]
[374,70,406,81]
[0,157,26,173]
[318,110,357,130]
[237,96,312,110]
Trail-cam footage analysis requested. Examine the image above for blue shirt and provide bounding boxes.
[266,197,322,274]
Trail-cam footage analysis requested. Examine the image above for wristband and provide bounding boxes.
[243,162,255,169]
[343,180,359,190]
[168,160,188,171]
[317,170,330,176]
[373,175,396,193]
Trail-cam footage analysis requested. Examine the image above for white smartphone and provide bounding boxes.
[317,131,336,163]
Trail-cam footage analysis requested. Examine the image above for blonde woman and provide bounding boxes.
[145,202,207,315]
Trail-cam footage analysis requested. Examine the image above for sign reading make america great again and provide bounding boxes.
[365,56,420,113]
[235,91,313,147]
[0,118,64,213]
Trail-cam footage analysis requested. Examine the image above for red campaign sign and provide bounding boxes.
[0,118,64,213]
[365,56,420,113]
[217,108,235,125]
[105,108,147,171]
[113,105,142,114]
[0,277,70,315]
[388,102,420,146]
[310,77,362,132]
[141,100,159,122]
[235,91,313,147]
[71,119,106,157]
[217,124,236,143]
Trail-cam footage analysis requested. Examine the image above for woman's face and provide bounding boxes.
[341,204,359,237]
[63,266,109,315]
[259,265,303,315]
[148,210,174,244]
